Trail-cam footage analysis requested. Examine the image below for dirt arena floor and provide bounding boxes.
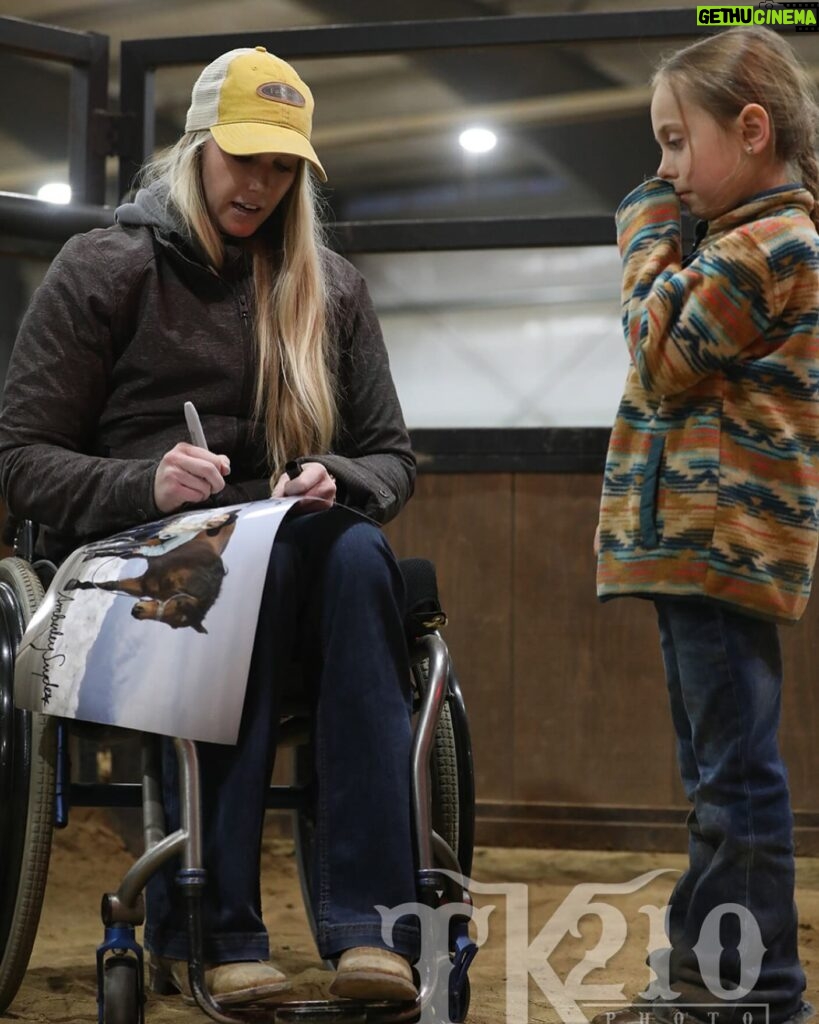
[8,808,819,1023]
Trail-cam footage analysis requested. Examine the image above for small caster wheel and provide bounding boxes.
[102,955,140,1024]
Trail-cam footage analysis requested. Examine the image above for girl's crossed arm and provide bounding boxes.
[616,177,786,399]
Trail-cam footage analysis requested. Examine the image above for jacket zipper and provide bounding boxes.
[237,288,251,330]
[236,284,254,426]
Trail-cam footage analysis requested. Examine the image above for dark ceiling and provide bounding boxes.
[0,0,703,218]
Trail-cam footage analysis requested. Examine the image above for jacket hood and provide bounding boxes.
[115,181,177,231]
[115,180,220,272]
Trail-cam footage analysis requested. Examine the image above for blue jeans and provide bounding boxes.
[654,597,807,1024]
[145,506,420,963]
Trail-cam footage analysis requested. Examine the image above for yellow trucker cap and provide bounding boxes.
[185,46,327,181]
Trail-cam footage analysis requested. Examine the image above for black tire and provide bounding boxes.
[0,557,55,1013]
[103,956,140,1024]
[444,668,474,879]
[430,698,460,858]
[418,652,474,878]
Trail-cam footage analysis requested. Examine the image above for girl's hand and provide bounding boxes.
[271,461,336,510]
[154,442,231,513]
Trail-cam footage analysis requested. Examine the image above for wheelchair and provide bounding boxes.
[0,525,477,1024]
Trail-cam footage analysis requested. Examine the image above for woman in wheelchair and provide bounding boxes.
[0,47,420,1007]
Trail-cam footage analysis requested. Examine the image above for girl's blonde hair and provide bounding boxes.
[142,131,337,481]
[654,26,819,226]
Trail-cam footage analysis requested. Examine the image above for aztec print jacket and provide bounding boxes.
[597,177,819,624]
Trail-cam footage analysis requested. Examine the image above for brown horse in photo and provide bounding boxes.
[66,513,238,633]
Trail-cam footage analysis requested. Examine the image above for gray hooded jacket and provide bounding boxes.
[0,185,415,558]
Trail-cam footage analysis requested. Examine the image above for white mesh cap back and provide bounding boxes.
[185,49,254,132]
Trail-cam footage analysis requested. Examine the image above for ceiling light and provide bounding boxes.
[458,127,497,154]
[37,183,71,204]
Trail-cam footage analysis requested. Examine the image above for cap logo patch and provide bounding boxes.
[256,82,305,107]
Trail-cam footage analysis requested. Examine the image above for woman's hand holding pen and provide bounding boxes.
[271,461,336,510]
[154,442,231,513]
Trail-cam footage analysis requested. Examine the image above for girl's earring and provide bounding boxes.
[746,144,754,154]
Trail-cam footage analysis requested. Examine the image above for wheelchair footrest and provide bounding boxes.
[448,929,477,1024]
[275,1000,417,1024]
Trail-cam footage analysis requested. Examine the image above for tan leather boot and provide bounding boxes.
[329,947,417,1002]
[150,956,290,1006]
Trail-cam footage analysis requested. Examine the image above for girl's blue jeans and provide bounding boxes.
[144,506,420,963]
[653,597,808,1024]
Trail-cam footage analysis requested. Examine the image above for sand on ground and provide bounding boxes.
[6,808,818,1023]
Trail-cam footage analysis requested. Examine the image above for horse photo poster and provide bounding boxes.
[14,497,302,744]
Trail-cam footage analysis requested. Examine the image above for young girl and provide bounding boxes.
[0,48,419,1005]
[596,27,819,1024]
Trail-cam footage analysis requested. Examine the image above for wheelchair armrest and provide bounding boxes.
[398,557,447,639]
[2,514,41,564]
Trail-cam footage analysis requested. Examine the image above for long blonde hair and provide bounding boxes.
[654,27,819,227]
[142,130,337,479]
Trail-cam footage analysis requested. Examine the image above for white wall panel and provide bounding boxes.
[354,247,628,428]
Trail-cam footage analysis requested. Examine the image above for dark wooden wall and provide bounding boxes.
[5,473,815,854]
[384,473,819,854]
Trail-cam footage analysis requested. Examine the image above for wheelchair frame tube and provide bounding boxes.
[141,736,165,850]
[174,738,203,870]
[410,633,449,872]
[111,738,202,910]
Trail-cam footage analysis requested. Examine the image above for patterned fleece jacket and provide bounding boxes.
[597,177,819,624]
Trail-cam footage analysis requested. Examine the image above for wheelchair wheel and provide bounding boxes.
[429,666,474,879]
[0,557,56,1012]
